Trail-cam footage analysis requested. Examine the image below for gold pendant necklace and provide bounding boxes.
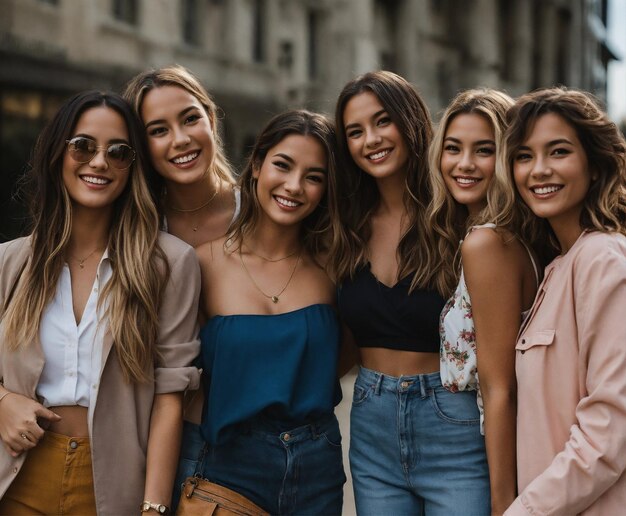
[239,246,301,303]
[69,247,101,269]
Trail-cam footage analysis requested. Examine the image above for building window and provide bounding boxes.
[112,0,138,25]
[307,11,318,79]
[182,0,200,46]
[498,0,515,81]
[252,0,266,63]
[556,8,572,85]
[278,41,294,72]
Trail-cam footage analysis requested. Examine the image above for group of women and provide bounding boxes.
[0,64,624,516]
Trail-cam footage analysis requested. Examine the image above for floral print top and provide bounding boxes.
[440,266,484,431]
[439,224,538,435]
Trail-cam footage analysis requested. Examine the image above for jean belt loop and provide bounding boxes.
[310,420,320,439]
[374,372,383,395]
[419,374,427,398]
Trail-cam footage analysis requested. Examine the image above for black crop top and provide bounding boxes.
[338,264,445,353]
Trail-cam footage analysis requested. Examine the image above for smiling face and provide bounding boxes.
[342,91,409,181]
[140,85,215,186]
[440,113,496,216]
[253,134,327,228]
[513,112,590,241]
[62,106,131,213]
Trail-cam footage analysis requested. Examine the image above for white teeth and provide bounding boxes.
[533,185,561,194]
[456,177,480,185]
[173,152,199,164]
[368,149,390,160]
[275,196,300,208]
[82,176,109,185]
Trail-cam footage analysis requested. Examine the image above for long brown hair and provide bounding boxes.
[329,71,438,293]
[505,87,626,261]
[227,110,338,259]
[427,88,514,296]
[2,91,167,383]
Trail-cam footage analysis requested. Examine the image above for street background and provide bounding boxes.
[1,1,625,514]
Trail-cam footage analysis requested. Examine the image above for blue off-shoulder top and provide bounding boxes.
[199,304,342,445]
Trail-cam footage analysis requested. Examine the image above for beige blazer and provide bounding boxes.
[0,233,201,515]
[505,231,626,515]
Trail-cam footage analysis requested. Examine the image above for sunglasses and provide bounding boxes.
[66,137,136,170]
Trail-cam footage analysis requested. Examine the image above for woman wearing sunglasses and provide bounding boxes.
[0,91,200,515]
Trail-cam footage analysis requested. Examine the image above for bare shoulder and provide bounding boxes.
[462,227,526,272]
[196,236,231,266]
[461,228,527,263]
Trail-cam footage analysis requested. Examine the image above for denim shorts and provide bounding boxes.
[350,367,490,516]
[182,414,346,515]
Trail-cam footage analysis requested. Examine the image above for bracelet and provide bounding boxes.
[0,391,13,405]
[140,501,169,514]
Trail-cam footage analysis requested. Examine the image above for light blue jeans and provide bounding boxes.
[350,367,490,516]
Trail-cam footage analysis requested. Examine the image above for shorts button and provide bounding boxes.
[401,381,409,388]
[70,440,78,450]
[282,433,290,442]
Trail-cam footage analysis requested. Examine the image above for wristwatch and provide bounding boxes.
[141,501,169,514]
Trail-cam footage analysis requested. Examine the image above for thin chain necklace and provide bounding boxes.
[69,247,101,269]
[168,188,219,232]
[238,246,301,303]
[244,244,299,263]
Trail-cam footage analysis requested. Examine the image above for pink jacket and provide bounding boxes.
[505,231,626,515]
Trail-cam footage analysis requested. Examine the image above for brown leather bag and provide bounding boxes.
[176,477,269,516]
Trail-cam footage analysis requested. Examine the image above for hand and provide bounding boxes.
[0,392,61,457]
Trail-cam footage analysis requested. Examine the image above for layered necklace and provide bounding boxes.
[238,246,301,303]
[168,188,219,232]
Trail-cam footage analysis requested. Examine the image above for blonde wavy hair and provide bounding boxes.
[505,87,626,261]
[426,88,515,296]
[123,65,235,204]
[2,91,167,383]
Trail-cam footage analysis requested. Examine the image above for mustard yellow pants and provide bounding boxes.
[0,431,96,515]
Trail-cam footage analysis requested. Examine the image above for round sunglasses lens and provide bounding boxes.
[108,144,134,168]
[70,138,96,162]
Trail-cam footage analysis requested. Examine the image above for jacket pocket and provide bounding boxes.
[516,329,555,354]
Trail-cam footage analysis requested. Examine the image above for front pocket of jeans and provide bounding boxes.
[321,425,343,448]
[352,383,373,405]
[430,387,480,425]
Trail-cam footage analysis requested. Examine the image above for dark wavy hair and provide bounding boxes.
[226,109,338,259]
[329,70,438,293]
[505,87,626,262]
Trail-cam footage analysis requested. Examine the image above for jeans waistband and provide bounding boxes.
[357,366,442,396]
[239,413,338,444]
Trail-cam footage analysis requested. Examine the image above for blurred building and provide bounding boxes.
[0,0,617,240]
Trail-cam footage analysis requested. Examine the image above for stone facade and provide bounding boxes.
[0,0,616,240]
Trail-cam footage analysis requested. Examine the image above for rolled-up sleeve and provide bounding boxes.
[506,241,626,515]
[154,242,201,394]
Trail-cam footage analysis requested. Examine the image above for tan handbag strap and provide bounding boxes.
[178,477,269,516]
